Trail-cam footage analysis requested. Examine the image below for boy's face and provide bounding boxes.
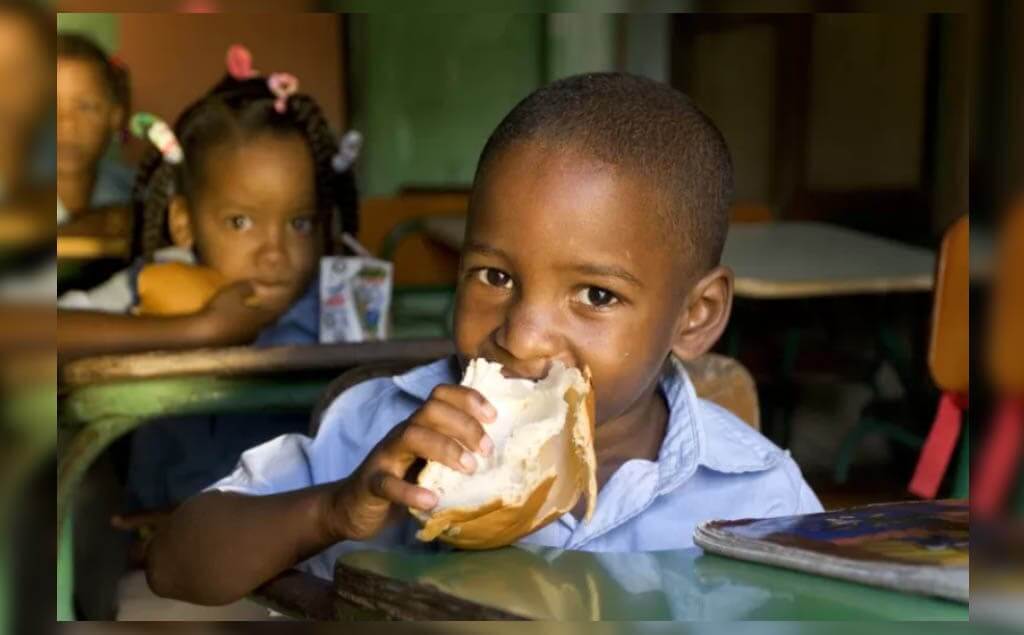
[56,57,122,177]
[455,141,713,425]
[169,133,321,309]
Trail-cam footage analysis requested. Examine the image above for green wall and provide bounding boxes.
[56,13,119,52]
[349,14,546,196]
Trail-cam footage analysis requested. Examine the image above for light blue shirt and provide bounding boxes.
[210,357,823,579]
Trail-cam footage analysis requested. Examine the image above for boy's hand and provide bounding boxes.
[192,281,289,345]
[324,385,498,542]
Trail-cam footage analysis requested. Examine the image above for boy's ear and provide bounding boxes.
[167,195,195,250]
[671,265,734,361]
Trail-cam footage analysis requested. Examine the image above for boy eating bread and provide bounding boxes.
[147,73,822,605]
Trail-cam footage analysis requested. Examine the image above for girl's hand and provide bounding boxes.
[191,281,288,345]
[322,385,498,542]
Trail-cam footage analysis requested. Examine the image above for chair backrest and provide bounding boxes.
[988,202,1024,395]
[928,214,970,394]
[310,353,760,435]
[729,201,774,224]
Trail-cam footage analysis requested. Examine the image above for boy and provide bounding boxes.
[147,73,822,605]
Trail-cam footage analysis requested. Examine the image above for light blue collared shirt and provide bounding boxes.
[210,357,823,579]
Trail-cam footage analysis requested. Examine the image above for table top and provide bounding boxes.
[60,339,455,388]
[332,545,967,620]
[57,205,133,260]
[421,217,938,300]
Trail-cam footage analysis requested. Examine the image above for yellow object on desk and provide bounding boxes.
[134,262,226,316]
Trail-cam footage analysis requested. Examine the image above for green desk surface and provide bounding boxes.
[333,546,967,621]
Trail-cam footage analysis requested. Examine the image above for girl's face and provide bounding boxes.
[56,57,122,176]
[169,132,321,309]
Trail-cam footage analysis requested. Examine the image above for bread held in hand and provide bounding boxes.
[411,358,598,549]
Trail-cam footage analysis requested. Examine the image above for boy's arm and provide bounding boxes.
[57,282,284,360]
[145,486,340,606]
[146,384,496,606]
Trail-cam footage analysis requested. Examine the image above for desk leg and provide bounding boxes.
[57,514,74,621]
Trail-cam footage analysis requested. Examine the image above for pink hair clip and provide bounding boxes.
[267,73,299,114]
[226,44,258,80]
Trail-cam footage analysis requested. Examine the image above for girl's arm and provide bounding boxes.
[57,281,284,360]
[57,310,221,359]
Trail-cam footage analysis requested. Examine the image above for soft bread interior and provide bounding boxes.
[412,358,597,548]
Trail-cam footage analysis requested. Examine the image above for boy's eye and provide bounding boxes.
[290,216,314,233]
[575,286,619,308]
[228,215,253,230]
[474,267,513,289]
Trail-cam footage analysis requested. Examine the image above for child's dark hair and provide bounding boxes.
[475,72,733,269]
[56,32,130,110]
[132,74,358,259]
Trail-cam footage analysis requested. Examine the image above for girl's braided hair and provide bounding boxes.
[132,74,358,259]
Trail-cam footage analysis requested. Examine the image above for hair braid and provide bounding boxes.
[131,146,177,259]
[289,95,359,249]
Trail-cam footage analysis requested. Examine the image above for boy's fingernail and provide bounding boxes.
[419,491,438,509]
[460,451,477,473]
[482,403,498,421]
[479,435,494,456]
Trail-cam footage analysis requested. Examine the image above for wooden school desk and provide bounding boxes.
[56,339,455,621]
[252,545,967,620]
[57,205,133,261]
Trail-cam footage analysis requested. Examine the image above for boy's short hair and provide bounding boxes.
[475,72,734,269]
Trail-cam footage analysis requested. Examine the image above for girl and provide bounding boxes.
[57,47,359,357]
[59,49,360,618]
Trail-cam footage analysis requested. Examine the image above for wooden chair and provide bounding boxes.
[835,215,969,491]
[975,201,1024,515]
[729,201,774,224]
[903,215,970,499]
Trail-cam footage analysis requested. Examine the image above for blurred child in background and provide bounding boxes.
[56,32,133,223]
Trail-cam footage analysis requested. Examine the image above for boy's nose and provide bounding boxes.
[495,299,560,370]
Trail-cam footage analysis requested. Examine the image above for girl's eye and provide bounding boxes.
[290,217,314,233]
[228,215,253,230]
[474,267,513,289]
[575,286,619,308]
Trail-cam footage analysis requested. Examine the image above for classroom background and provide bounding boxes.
[55,4,1016,498]
[37,1,1021,624]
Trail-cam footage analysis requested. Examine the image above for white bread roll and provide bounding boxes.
[411,358,597,549]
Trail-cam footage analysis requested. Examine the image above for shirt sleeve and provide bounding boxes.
[781,454,825,514]
[207,376,416,497]
[206,433,317,496]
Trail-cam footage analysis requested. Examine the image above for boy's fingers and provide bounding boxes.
[430,385,497,424]
[414,399,493,456]
[369,472,437,511]
[395,424,479,475]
